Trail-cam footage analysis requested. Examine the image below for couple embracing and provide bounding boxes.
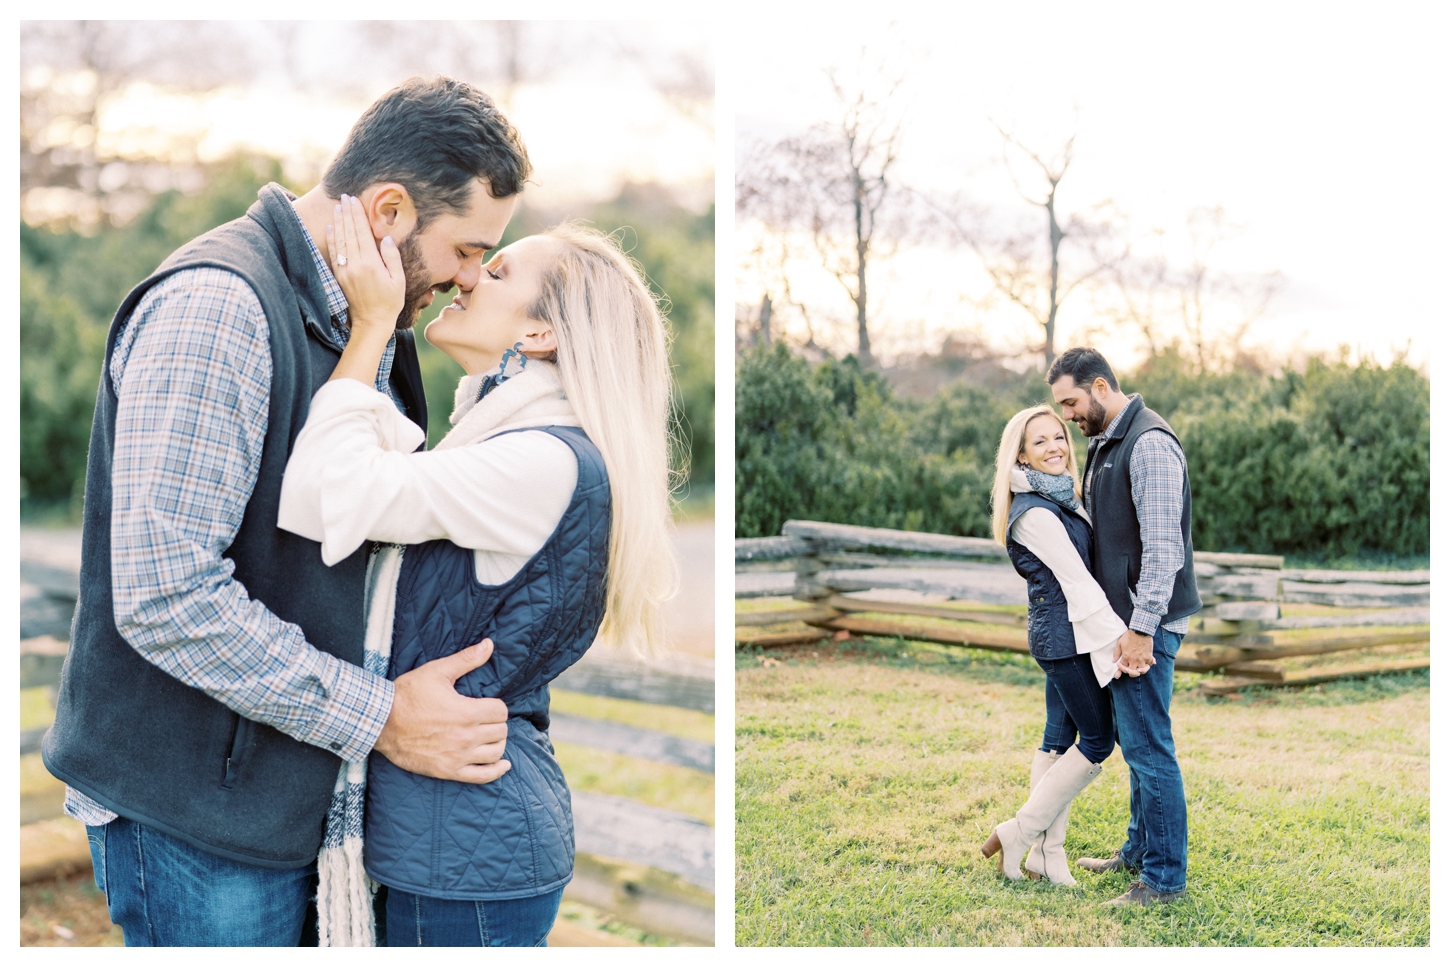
[981,348,1198,908]
[42,76,676,946]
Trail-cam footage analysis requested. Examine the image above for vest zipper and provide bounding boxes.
[221,713,250,789]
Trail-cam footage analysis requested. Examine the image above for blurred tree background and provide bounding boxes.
[736,342,1428,561]
[20,21,714,517]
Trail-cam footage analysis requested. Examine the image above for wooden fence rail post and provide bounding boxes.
[736,519,1429,696]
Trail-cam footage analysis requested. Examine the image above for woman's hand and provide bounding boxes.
[327,193,405,343]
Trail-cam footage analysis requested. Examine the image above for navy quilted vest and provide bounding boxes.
[364,425,611,901]
[1006,492,1093,661]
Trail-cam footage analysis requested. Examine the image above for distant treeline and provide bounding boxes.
[735,342,1428,559]
[21,159,714,514]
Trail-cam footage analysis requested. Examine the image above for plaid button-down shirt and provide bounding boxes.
[66,203,403,826]
[1087,394,1192,638]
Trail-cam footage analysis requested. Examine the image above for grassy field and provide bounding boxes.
[735,636,1429,946]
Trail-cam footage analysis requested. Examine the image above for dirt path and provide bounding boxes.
[665,518,715,658]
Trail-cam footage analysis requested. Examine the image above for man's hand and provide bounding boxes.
[373,638,511,783]
[1112,629,1156,678]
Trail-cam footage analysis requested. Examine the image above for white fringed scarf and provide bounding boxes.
[312,361,576,945]
[315,542,401,946]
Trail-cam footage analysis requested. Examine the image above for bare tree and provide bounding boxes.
[734,204,826,354]
[1096,205,1283,371]
[736,50,909,366]
[21,21,263,227]
[1174,206,1282,371]
[932,122,1121,369]
[610,27,714,132]
[1089,211,1175,357]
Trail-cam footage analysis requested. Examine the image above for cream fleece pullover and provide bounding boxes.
[278,362,581,585]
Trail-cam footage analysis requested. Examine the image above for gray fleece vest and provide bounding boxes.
[43,183,428,869]
[1082,396,1201,628]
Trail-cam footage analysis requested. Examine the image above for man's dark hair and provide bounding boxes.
[322,76,531,229]
[1046,346,1119,391]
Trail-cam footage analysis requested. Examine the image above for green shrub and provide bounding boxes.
[735,344,999,539]
[21,158,285,508]
[1177,357,1429,556]
[737,345,1429,557]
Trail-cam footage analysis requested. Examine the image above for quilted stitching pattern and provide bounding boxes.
[365,426,610,900]
[1007,493,1092,660]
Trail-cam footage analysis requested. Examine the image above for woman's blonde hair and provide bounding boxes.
[990,405,1081,546]
[526,222,678,656]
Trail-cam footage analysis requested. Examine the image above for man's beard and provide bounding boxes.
[1077,395,1108,437]
[395,232,443,330]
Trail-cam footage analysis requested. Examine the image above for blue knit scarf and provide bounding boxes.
[476,342,528,402]
[1022,465,1080,511]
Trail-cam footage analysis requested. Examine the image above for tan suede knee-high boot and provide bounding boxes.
[1025,754,1079,886]
[981,746,1102,882]
[1021,750,1058,880]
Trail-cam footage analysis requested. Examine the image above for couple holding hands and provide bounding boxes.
[983,347,1199,908]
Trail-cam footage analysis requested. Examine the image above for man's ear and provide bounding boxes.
[1092,377,1111,399]
[520,325,557,358]
[361,183,417,242]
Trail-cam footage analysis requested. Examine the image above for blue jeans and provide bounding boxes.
[1037,652,1116,764]
[1108,627,1189,893]
[384,886,563,946]
[87,817,315,946]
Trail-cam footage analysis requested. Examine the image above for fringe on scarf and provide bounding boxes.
[316,544,402,946]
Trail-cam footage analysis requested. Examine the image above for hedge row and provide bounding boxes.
[735,342,1428,558]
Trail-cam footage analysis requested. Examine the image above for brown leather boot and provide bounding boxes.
[1103,879,1186,907]
[1076,850,1135,874]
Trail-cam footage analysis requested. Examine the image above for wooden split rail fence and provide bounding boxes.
[736,520,1430,696]
[21,552,715,945]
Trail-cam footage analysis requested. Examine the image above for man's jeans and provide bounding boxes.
[1108,627,1189,893]
[87,817,315,946]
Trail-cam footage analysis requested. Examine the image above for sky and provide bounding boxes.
[733,6,1446,370]
[22,20,715,218]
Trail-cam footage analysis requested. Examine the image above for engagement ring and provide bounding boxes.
[336,255,348,266]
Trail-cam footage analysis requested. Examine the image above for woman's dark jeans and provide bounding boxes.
[1037,652,1115,764]
[384,886,563,946]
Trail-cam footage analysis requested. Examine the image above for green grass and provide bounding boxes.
[552,689,714,743]
[555,901,679,947]
[554,744,714,826]
[735,636,1428,946]
[550,689,715,825]
[21,687,55,730]
[672,488,715,523]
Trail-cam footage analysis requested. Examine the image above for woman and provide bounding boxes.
[979,405,1126,886]
[277,197,675,944]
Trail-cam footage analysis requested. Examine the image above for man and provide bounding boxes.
[42,77,532,946]
[1047,347,1200,908]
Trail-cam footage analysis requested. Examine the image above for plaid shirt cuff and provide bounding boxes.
[294,655,395,763]
[1129,609,1163,636]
